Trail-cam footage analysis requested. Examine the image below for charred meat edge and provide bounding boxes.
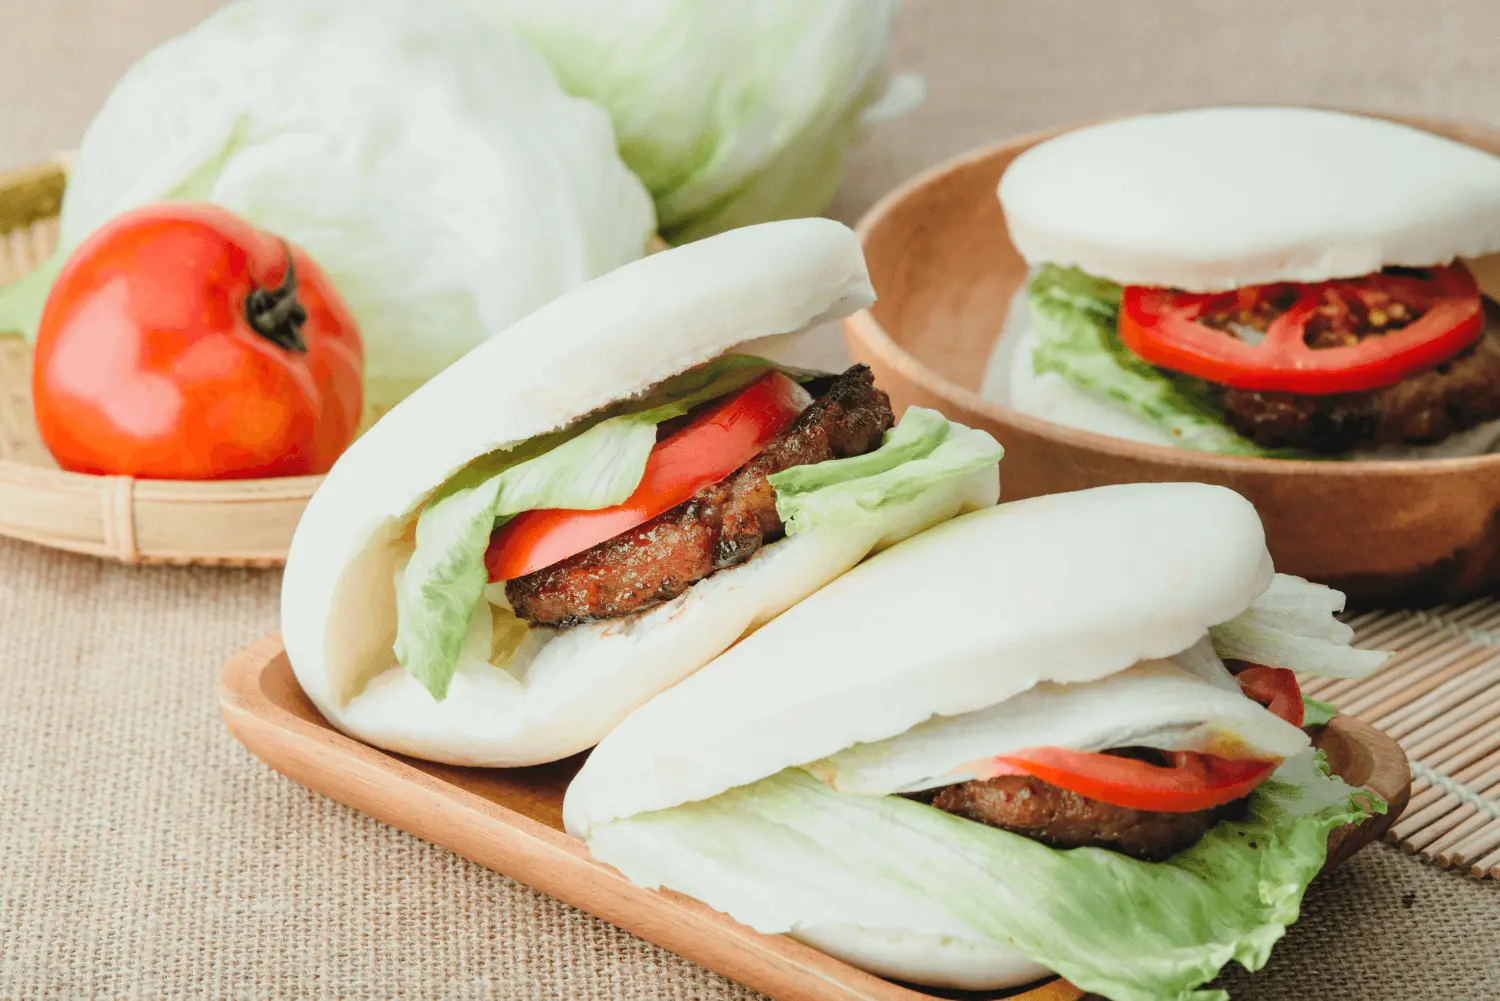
[505,366,893,626]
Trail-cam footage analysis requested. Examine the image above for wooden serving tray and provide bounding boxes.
[221,635,1411,1001]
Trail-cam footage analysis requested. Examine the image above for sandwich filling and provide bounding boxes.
[1019,263,1500,455]
[921,765,1235,862]
[391,357,1001,702]
[502,367,893,625]
[913,662,1301,861]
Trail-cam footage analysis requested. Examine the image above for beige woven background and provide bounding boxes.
[3,1,1500,999]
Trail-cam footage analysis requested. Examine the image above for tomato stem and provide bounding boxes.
[245,241,309,353]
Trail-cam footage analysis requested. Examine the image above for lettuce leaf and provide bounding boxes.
[588,751,1380,1001]
[1028,266,1304,459]
[394,355,800,700]
[769,407,1002,535]
[394,415,656,700]
[476,0,906,242]
[1302,697,1338,727]
[0,256,63,338]
[1209,574,1388,680]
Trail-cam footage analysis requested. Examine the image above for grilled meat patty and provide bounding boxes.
[924,752,1238,861]
[1213,300,1500,453]
[505,366,893,626]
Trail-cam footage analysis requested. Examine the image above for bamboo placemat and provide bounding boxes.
[1311,602,1500,879]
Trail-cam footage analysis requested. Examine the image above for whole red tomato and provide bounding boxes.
[32,203,363,479]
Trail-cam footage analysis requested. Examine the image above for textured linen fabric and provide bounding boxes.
[4,1,1500,999]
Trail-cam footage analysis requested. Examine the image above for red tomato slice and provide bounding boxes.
[1234,664,1304,728]
[485,371,808,581]
[984,748,1278,814]
[967,666,1301,814]
[1119,263,1484,394]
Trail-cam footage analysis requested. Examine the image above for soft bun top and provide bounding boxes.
[999,106,1500,291]
[564,482,1274,837]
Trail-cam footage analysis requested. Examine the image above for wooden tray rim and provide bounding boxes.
[221,634,1410,1001]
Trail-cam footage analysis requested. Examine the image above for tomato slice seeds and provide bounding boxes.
[1119,263,1484,394]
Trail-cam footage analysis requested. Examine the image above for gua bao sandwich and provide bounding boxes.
[280,219,1002,766]
[993,107,1500,457]
[565,482,1389,1001]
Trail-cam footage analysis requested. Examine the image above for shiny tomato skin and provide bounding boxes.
[1119,263,1483,395]
[32,203,363,479]
[970,667,1301,814]
[986,748,1277,814]
[486,371,809,581]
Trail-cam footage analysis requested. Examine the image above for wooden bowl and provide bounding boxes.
[844,115,1500,606]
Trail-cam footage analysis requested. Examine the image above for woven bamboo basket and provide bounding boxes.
[0,159,663,567]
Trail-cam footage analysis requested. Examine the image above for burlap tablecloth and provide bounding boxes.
[3,2,1500,998]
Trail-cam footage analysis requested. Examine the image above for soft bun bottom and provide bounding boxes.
[793,923,1053,990]
[336,526,877,767]
[984,288,1500,460]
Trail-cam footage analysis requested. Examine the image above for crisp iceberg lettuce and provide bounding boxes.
[770,407,1001,535]
[589,752,1379,1001]
[473,0,912,242]
[1302,697,1339,727]
[1209,574,1389,679]
[0,0,655,409]
[394,416,660,701]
